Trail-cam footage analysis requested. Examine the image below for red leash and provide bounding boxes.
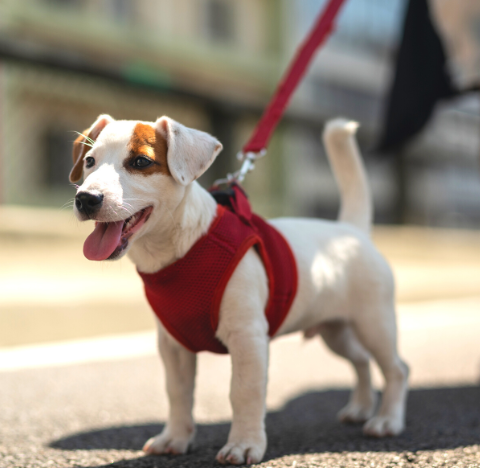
[243,0,347,154]
[215,0,347,186]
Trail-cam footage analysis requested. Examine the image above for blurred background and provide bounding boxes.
[1,0,480,354]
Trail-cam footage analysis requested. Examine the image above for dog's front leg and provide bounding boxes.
[216,331,269,465]
[143,321,197,455]
[215,249,270,465]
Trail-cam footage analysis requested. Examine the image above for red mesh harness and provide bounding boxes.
[138,185,298,354]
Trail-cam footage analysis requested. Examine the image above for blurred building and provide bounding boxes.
[0,0,281,208]
[0,0,479,225]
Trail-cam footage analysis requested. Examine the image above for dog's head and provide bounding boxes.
[70,114,222,261]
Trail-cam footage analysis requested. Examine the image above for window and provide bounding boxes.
[106,0,133,23]
[44,128,75,189]
[42,0,82,9]
[206,0,235,43]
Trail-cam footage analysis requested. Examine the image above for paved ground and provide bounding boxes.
[1,206,480,467]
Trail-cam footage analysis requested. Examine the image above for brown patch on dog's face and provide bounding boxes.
[70,128,91,183]
[124,123,171,176]
[70,115,113,183]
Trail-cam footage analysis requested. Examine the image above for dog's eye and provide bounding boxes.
[85,156,95,169]
[132,156,153,168]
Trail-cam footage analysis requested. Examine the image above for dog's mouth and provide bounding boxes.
[83,206,153,261]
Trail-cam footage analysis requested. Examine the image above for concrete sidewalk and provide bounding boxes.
[2,205,480,347]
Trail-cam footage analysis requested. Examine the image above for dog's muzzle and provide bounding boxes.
[75,191,104,217]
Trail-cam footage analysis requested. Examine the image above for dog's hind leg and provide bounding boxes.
[352,304,409,437]
[143,321,197,455]
[317,321,377,423]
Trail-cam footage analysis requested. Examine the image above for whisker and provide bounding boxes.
[61,198,75,209]
[108,206,123,221]
[71,131,96,146]
[120,206,135,216]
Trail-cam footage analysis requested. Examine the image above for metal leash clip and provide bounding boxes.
[213,149,267,187]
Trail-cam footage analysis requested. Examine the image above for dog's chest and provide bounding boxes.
[138,199,298,354]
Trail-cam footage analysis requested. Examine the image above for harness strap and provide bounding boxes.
[242,0,347,154]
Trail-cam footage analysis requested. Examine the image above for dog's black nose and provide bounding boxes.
[75,192,104,216]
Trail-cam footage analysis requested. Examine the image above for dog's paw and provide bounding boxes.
[363,415,404,437]
[216,434,266,465]
[143,427,195,455]
[338,392,377,424]
[338,402,375,424]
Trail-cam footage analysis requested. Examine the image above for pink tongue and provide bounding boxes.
[83,221,124,261]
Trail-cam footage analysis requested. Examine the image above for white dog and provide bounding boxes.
[70,115,408,465]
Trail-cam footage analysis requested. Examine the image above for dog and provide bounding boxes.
[70,115,409,465]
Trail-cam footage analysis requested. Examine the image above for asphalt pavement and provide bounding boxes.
[2,331,480,468]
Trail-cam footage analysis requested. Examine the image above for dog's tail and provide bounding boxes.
[322,118,372,234]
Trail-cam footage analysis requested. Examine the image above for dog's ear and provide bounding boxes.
[155,116,223,185]
[69,114,114,183]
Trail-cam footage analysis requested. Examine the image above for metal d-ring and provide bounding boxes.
[213,149,267,187]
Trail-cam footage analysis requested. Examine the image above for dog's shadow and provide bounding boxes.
[50,386,480,466]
